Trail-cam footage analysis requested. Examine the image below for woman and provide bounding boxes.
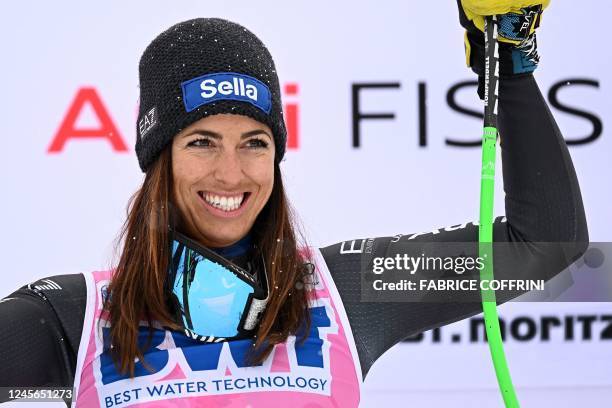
[0,3,588,407]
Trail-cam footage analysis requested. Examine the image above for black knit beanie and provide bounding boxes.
[135,18,287,172]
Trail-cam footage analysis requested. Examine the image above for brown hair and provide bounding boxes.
[105,146,311,376]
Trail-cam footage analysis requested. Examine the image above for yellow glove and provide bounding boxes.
[460,0,550,45]
[456,0,550,98]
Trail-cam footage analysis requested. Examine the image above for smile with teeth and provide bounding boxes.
[202,192,247,212]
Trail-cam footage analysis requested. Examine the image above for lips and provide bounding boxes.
[197,191,251,216]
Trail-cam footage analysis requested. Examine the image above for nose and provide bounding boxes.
[213,150,244,187]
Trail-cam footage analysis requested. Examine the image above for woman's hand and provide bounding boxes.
[457,0,549,78]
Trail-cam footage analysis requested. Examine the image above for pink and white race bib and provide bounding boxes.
[73,249,362,407]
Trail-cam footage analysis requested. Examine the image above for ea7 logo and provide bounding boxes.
[340,239,366,254]
[28,279,62,291]
[138,108,158,138]
[138,107,158,139]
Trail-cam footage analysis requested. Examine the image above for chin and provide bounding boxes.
[201,226,250,248]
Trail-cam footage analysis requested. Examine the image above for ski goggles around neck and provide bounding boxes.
[167,231,269,342]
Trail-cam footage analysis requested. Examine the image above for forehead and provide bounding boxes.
[184,114,270,133]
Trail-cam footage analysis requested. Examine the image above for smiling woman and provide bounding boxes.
[0,7,590,408]
[172,114,276,248]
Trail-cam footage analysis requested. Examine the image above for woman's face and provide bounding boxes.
[171,113,275,248]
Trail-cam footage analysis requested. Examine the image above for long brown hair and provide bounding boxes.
[106,145,311,376]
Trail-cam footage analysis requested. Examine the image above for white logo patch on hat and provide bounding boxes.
[181,72,272,114]
[138,107,158,139]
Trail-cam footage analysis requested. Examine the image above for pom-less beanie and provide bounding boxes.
[135,18,287,172]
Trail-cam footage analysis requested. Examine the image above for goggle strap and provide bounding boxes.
[242,254,270,331]
[243,297,268,331]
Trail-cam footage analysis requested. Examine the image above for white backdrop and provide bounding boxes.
[1,1,610,407]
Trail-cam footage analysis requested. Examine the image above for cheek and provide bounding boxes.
[247,159,274,194]
[172,154,204,202]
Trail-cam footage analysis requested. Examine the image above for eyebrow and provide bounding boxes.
[183,129,272,140]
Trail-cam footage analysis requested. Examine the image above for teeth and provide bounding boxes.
[203,193,245,212]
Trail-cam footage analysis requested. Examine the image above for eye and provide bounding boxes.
[245,138,269,149]
[187,137,214,148]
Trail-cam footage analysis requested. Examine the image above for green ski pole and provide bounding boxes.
[479,15,520,408]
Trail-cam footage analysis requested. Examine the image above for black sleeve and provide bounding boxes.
[0,274,86,403]
[320,74,589,379]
